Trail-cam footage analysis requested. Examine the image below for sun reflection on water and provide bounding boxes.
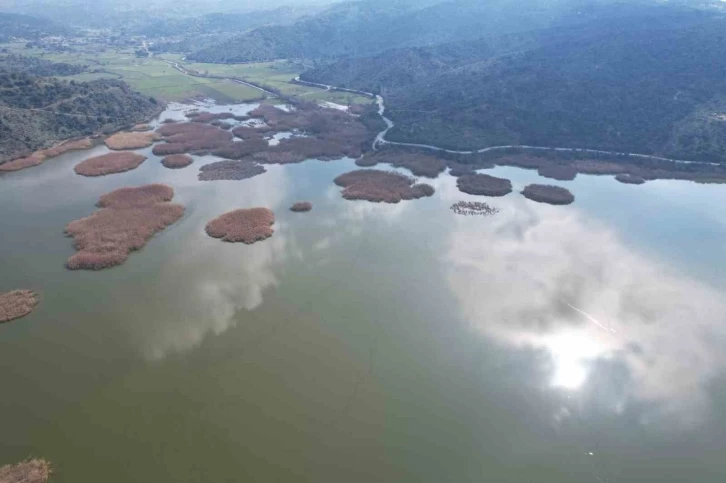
[543,329,612,390]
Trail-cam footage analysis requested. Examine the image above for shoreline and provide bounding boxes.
[0,103,166,172]
[295,76,723,168]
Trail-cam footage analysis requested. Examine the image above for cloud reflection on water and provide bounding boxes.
[444,198,726,424]
[139,164,292,359]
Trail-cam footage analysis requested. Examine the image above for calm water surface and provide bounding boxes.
[1,103,726,482]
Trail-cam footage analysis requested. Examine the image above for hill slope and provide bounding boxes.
[303,6,726,162]
[187,0,597,63]
[0,13,68,41]
[0,72,161,163]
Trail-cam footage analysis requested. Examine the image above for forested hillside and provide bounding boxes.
[0,72,161,162]
[303,5,726,162]
[141,6,318,54]
[0,13,68,42]
[187,0,591,63]
[0,54,86,76]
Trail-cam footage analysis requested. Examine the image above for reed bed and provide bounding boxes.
[0,138,93,172]
[290,201,313,212]
[450,201,500,217]
[205,208,275,244]
[154,123,234,156]
[74,152,147,177]
[0,290,39,323]
[522,184,575,205]
[105,131,158,150]
[212,121,233,130]
[334,169,435,203]
[357,152,446,178]
[198,160,266,181]
[65,184,184,270]
[457,173,513,196]
[187,112,248,123]
[0,154,45,172]
[152,103,372,165]
[615,173,646,185]
[248,103,368,160]
[447,161,480,177]
[161,154,193,169]
[494,153,726,183]
[0,458,51,483]
[537,164,578,181]
[232,125,269,140]
[211,139,268,159]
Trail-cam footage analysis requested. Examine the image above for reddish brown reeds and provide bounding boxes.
[232,125,270,140]
[0,154,45,172]
[0,138,93,172]
[212,121,233,130]
[43,138,94,158]
[132,123,152,132]
[0,458,52,483]
[205,207,275,244]
[357,152,446,178]
[154,123,234,155]
[65,184,184,270]
[489,153,726,184]
[522,184,575,205]
[334,169,435,203]
[269,137,348,162]
[355,156,379,167]
[571,159,628,175]
[105,131,158,150]
[198,160,266,181]
[211,139,268,159]
[188,112,235,123]
[538,164,578,181]
[249,103,369,158]
[0,290,39,323]
[496,154,547,170]
[74,152,147,177]
[457,174,512,196]
[161,154,193,169]
[615,173,646,185]
[151,143,187,156]
[187,112,249,124]
[290,201,313,212]
[447,161,479,177]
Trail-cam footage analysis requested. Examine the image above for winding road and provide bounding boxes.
[166,63,715,167]
[294,77,717,166]
[166,61,279,97]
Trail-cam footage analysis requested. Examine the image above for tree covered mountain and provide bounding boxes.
[187,0,583,63]
[0,53,86,76]
[0,72,161,162]
[0,12,68,42]
[186,0,726,63]
[302,3,726,162]
[141,6,320,54]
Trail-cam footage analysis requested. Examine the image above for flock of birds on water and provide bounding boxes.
[450,201,500,217]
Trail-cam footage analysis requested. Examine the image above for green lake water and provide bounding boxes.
[1,102,726,482]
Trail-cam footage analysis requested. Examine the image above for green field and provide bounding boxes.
[2,43,372,105]
[161,56,371,104]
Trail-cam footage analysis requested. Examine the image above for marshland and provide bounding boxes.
[2,100,726,483]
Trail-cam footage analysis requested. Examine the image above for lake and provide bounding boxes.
[1,102,726,482]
